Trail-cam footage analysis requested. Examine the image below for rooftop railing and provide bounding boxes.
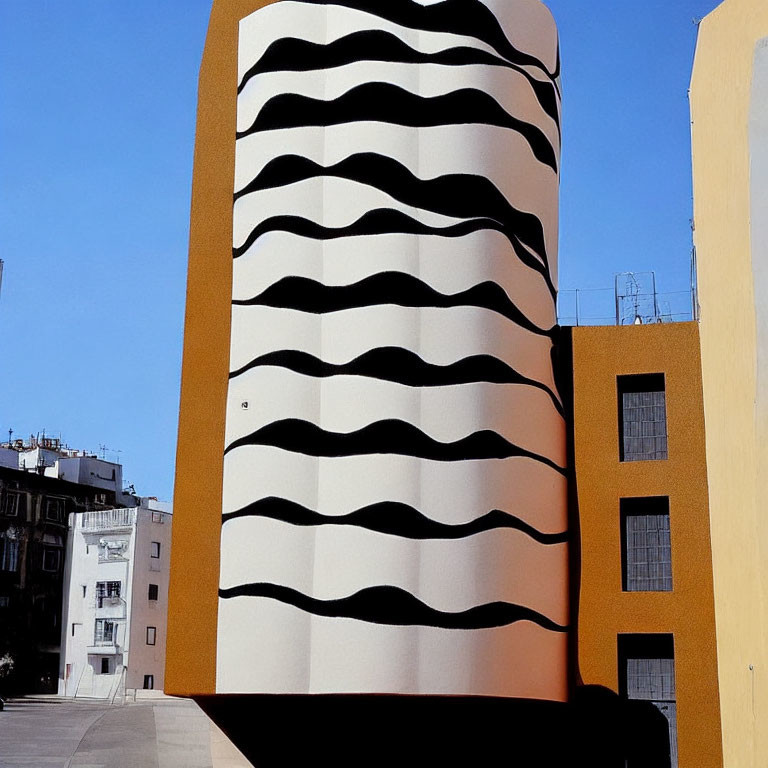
[557,271,698,327]
[557,288,695,327]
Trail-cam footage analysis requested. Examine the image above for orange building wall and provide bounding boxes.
[165,0,281,697]
[572,322,723,767]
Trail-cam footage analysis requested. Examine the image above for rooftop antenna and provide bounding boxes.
[99,444,122,462]
[7,428,12,445]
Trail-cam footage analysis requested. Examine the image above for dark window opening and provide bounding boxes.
[618,373,667,462]
[621,497,672,592]
[42,547,61,573]
[101,657,110,674]
[619,634,677,768]
[143,674,154,690]
[148,584,159,601]
[44,497,65,522]
[1,491,24,517]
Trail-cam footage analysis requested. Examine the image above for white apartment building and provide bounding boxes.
[58,497,172,698]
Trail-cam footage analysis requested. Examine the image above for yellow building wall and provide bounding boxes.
[691,1,768,765]
[573,322,722,767]
[165,0,281,697]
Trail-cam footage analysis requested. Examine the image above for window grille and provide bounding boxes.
[622,391,668,460]
[148,584,159,601]
[622,498,672,592]
[626,657,676,701]
[619,634,678,768]
[617,374,668,461]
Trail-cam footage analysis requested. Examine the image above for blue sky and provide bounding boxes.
[0,0,722,500]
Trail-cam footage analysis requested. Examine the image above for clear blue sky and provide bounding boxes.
[0,0,722,500]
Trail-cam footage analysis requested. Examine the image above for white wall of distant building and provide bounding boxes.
[59,499,172,698]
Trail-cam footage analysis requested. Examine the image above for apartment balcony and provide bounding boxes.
[80,508,135,532]
[86,642,120,655]
[95,597,126,620]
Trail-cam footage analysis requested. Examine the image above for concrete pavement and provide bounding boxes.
[0,696,252,768]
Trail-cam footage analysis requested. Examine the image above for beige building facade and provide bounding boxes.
[690,1,768,765]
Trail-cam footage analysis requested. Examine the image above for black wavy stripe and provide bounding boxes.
[236,84,558,173]
[219,583,567,631]
[222,497,569,545]
[228,348,564,417]
[233,272,554,339]
[234,153,549,269]
[232,210,557,301]
[295,0,560,81]
[223,418,567,475]
[238,30,560,132]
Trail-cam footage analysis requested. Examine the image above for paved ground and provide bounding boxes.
[0,696,252,768]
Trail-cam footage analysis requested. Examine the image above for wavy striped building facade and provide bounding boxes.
[168,0,568,701]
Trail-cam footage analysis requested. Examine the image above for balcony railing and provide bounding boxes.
[95,597,126,620]
[80,508,135,532]
[87,643,120,655]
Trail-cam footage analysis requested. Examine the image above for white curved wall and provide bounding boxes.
[217,0,567,699]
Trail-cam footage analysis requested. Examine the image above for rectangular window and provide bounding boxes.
[148,584,159,601]
[94,619,115,644]
[82,585,87,598]
[96,581,121,607]
[42,548,61,573]
[151,511,163,523]
[150,541,161,558]
[0,533,19,572]
[101,657,110,674]
[44,496,65,522]
[617,373,668,461]
[146,626,156,645]
[619,634,678,768]
[621,497,672,592]
[1,491,23,517]
[143,674,154,690]
[0,596,9,608]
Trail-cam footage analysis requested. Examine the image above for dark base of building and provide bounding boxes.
[195,686,671,768]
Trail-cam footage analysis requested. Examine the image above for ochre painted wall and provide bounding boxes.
[572,322,722,767]
[691,1,768,764]
[165,0,281,697]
